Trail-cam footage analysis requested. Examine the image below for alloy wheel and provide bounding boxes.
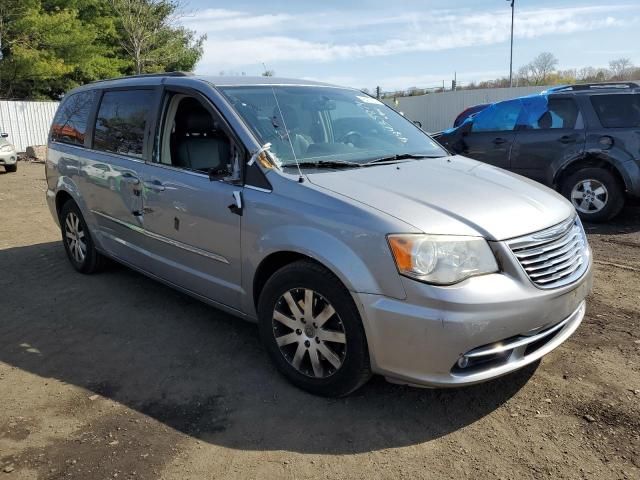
[65,212,87,264]
[272,288,347,378]
[571,179,608,214]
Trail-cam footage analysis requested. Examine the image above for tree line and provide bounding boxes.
[0,0,205,100]
[381,53,640,99]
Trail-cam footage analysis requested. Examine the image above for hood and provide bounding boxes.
[305,155,575,241]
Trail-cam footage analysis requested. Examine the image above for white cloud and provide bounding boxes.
[188,4,640,72]
[183,8,293,32]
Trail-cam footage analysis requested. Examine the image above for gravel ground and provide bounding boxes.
[1,162,638,480]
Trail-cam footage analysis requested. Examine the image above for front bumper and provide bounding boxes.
[0,150,17,165]
[355,254,592,388]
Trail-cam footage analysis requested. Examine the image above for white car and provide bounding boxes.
[0,133,18,173]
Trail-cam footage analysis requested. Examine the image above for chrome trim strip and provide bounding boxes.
[463,312,574,359]
[92,210,230,264]
[449,301,586,382]
[245,185,272,193]
[507,215,576,249]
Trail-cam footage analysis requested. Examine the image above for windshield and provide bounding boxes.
[218,85,447,166]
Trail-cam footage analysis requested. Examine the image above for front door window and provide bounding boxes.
[471,99,522,132]
[155,94,241,181]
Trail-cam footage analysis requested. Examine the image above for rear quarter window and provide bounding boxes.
[93,90,155,158]
[51,91,96,146]
[590,94,640,128]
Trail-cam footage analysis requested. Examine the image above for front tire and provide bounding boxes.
[5,164,17,173]
[562,167,624,222]
[60,200,105,274]
[257,260,371,397]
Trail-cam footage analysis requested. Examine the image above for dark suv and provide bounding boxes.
[434,82,640,222]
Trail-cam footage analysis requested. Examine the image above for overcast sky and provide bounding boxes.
[185,0,640,91]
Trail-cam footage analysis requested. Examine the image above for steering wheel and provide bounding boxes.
[337,131,362,146]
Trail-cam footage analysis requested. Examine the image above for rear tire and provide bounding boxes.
[257,260,371,397]
[60,200,105,274]
[561,167,624,222]
[5,164,17,173]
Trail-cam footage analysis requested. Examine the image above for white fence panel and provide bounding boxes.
[0,100,59,152]
[384,85,549,133]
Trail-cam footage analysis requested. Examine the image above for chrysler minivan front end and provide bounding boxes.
[356,215,591,388]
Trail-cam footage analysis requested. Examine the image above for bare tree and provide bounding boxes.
[524,52,559,85]
[609,58,634,81]
[516,65,531,85]
[262,69,275,77]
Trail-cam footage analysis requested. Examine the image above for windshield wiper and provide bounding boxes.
[365,153,444,165]
[285,160,363,169]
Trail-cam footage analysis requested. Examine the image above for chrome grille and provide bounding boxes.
[507,216,589,289]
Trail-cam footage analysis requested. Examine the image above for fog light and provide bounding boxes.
[457,356,470,369]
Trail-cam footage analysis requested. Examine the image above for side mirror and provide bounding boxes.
[413,120,423,129]
[1,133,8,138]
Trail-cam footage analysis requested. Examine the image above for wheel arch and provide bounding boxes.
[252,251,351,310]
[555,154,628,193]
[55,190,75,219]
[52,175,91,222]
[248,226,406,311]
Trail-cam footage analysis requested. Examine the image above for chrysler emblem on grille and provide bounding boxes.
[531,218,575,240]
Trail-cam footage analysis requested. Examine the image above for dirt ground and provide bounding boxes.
[0,161,638,480]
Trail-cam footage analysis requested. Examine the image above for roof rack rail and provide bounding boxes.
[89,71,194,84]
[545,82,639,93]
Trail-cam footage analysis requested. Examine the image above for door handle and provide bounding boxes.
[228,190,243,216]
[143,180,166,192]
[559,135,577,144]
[492,137,507,145]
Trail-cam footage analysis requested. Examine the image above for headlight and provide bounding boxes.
[387,234,498,285]
[0,144,13,152]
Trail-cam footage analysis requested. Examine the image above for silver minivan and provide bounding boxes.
[45,73,592,396]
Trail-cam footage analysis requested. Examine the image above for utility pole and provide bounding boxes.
[0,16,3,94]
[508,0,515,87]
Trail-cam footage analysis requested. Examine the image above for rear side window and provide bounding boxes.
[591,94,640,128]
[93,90,155,158]
[519,97,580,130]
[471,99,522,132]
[51,91,95,146]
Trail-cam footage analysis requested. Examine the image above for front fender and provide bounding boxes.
[242,224,407,317]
